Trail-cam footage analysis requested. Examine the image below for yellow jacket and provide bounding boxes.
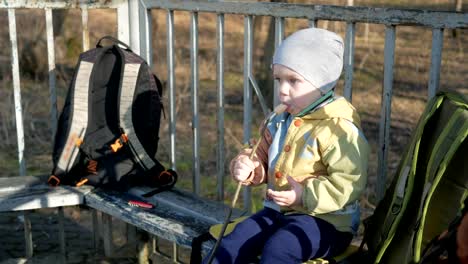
[251,97,369,233]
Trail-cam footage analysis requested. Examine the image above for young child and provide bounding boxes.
[204,28,369,264]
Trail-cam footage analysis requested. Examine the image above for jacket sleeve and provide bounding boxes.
[301,123,369,215]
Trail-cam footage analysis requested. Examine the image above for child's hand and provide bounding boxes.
[230,150,261,185]
[267,176,303,207]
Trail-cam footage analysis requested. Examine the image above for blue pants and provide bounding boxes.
[203,207,353,264]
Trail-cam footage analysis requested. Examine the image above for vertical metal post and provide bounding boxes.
[81,7,90,51]
[128,0,152,60]
[308,19,317,28]
[142,5,153,65]
[243,15,253,212]
[273,17,284,107]
[128,0,141,55]
[428,28,444,100]
[8,8,31,258]
[46,8,58,144]
[117,1,130,45]
[343,22,356,102]
[377,25,396,202]
[8,9,26,178]
[216,13,225,202]
[46,8,67,261]
[190,12,200,195]
[167,10,177,170]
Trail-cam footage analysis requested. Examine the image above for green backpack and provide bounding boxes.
[361,90,468,264]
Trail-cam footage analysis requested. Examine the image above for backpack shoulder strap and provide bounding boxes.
[49,50,105,185]
[117,48,176,192]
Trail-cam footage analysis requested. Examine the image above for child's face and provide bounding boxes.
[273,64,322,115]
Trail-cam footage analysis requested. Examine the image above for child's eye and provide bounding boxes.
[289,78,298,84]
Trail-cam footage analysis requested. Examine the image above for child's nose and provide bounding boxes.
[278,81,289,96]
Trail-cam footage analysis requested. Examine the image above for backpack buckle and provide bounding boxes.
[110,134,128,152]
[76,178,89,187]
[48,175,61,186]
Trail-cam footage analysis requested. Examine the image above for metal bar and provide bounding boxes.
[9,9,32,258]
[308,19,317,28]
[8,9,26,177]
[46,9,67,261]
[216,13,225,202]
[141,0,468,29]
[81,8,101,254]
[243,15,253,212]
[428,28,444,99]
[343,22,356,102]
[377,25,396,202]
[167,10,177,170]
[0,0,124,8]
[144,7,153,66]
[0,0,466,28]
[191,12,200,195]
[129,0,141,55]
[46,8,58,140]
[117,1,131,46]
[81,7,90,51]
[249,76,270,116]
[273,17,284,107]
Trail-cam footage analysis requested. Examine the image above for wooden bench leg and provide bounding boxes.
[58,207,67,263]
[102,213,113,257]
[92,210,100,253]
[137,230,150,264]
[23,211,33,258]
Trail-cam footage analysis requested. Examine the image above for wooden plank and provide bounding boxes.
[84,187,245,252]
[0,176,93,212]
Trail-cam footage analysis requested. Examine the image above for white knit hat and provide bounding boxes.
[272,28,344,94]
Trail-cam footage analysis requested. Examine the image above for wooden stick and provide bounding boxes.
[207,104,286,264]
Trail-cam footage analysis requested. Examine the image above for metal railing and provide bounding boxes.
[1,0,467,261]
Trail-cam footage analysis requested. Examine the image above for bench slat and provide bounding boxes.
[0,176,92,212]
[85,187,245,251]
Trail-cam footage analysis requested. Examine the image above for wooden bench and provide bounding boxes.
[1,175,359,263]
[0,175,246,262]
